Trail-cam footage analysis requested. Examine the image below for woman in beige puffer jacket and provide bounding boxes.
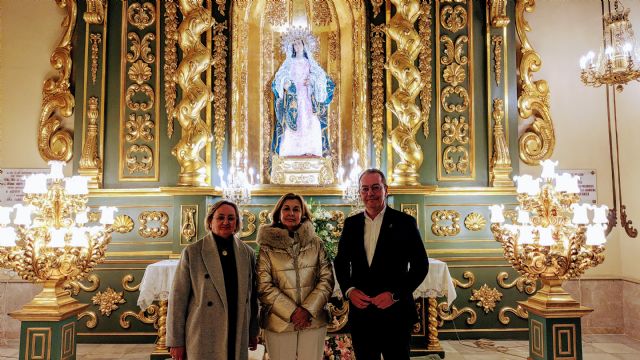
[257,193,334,360]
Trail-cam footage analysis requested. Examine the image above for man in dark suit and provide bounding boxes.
[334,168,429,360]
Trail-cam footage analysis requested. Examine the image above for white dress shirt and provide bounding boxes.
[364,205,386,266]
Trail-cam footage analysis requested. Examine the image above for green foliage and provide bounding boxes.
[308,199,341,262]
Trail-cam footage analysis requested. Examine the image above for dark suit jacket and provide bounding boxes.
[334,206,429,325]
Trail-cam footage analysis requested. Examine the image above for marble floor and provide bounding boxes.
[0,334,639,359]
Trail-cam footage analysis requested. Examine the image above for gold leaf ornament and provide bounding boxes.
[113,215,135,233]
[127,2,156,30]
[92,287,126,316]
[470,284,503,313]
[464,212,486,231]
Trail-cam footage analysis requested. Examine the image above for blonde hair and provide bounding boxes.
[205,200,242,234]
[271,193,312,226]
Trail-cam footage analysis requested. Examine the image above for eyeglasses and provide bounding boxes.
[359,184,384,194]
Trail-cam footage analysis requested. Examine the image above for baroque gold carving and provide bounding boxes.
[516,0,555,164]
[497,272,537,295]
[371,0,383,18]
[370,24,385,169]
[327,298,349,332]
[499,305,529,325]
[419,0,433,139]
[265,0,287,27]
[92,287,126,316]
[173,0,214,186]
[452,271,475,288]
[89,33,101,84]
[125,114,155,142]
[127,2,156,30]
[240,210,256,238]
[215,0,226,15]
[312,0,332,26]
[441,4,467,33]
[66,274,100,295]
[388,0,424,186]
[126,84,154,111]
[126,144,153,174]
[212,20,228,171]
[464,212,486,231]
[78,311,98,328]
[128,60,152,84]
[84,0,105,24]
[164,0,178,138]
[441,35,468,66]
[490,98,514,187]
[492,35,503,85]
[181,205,197,244]
[401,204,418,219]
[138,211,169,238]
[441,86,470,113]
[442,116,469,144]
[122,274,141,292]
[113,215,135,234]
[259,210,272,226]
[38,0,76,163]
[490,0,510,28]
[126,32,155,64]
[79,96,102,172]
[431,210,461,236]
[437,302,477,326]
[470,284,503,313]
[443,145,469,174]
[120,304,159,329]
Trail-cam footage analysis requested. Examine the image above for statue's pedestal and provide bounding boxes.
[270,155,334,185]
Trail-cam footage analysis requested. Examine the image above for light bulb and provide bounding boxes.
[538,226,554,246]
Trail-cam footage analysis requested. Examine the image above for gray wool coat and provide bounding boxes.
[167,233,258,360]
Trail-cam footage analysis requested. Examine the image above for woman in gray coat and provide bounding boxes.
[167,200,258,360]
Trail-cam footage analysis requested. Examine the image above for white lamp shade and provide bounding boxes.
[555,173,572,192]
[540,159,559,180]
[23,174,48,194]
[489,205,505,223]
[99,206,117,225]
[0,207,13,225]
[48,161,65,180]
[0,227,17,247]
[519,225,535,244]
[49,228,67,248]
[65,176,89,195]
[592,205,609,224]
[571,203,590,225]
[517,209,531,225]
[567,175,581,194]
[70,227,89,248]
[13,204,32,226]
[586,224,607,245]
[75,211,89,225]
[538,226,555,246]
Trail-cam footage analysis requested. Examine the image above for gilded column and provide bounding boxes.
[173,0,214,186]
[37,0,77,163]
[388,0,424,185]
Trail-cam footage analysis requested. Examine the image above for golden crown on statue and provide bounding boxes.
[281,26,318,56]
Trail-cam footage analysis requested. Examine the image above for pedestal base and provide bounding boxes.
[16,310,86,360]
[270,155,334,185]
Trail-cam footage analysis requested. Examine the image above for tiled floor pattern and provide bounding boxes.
[0,334,639,359]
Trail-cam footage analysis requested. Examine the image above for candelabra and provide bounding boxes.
[579,0,638,238]
[217,153,254,207]
[490,160,607,360]
[336,153,363,211]
[0,161,116,314]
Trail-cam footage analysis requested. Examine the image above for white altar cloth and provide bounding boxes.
[413,258,457,307]
[137,259,179,311]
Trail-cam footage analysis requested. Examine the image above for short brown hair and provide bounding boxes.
[359,168,388,187]
[205,200,242,234]
[271,193,312,226]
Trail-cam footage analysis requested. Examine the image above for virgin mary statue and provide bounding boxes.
[271,27,335,158]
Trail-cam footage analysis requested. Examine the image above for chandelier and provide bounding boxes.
[0,161,116,316]
[489,160,607,309]
[580,0,640,91]
[217,152,254,206]
[336,152,363,210]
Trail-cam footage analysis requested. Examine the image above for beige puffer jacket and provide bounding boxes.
[257,221,334,333]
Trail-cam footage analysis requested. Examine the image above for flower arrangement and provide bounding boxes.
[308,199,342,262]
[324,333,354,360]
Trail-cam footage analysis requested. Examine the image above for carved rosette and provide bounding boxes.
[516,0,555,164]
[171,0,214,186]
[370,24,385,169]
[470,284,503,313]
[38,0,77,163]
[91,287,126,316]
[437,0,474,180]
[388,0,424,185]
[464,212,486,231]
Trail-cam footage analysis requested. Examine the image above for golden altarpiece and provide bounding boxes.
[28,0,556,356]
